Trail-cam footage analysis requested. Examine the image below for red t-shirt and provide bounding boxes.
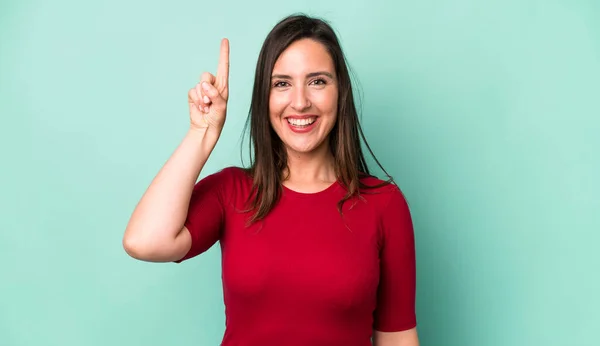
[176,167,416,345]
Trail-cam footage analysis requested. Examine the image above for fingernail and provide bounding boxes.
[203,95,210,103]
[202,82,209,91]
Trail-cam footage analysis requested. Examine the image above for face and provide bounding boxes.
[269,38,338,156]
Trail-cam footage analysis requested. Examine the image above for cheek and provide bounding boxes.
[312,89,338,112]
[269,92,288,115]
[268,95,277,123]
[269,94,286,129]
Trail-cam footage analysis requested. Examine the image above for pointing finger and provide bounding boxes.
[216,38,230,87]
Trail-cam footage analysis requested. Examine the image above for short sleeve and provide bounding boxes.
[373,187,417,331]
[174,169,227,263]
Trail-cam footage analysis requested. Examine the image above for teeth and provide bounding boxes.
[287,117,316,126]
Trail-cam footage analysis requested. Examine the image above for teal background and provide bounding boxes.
[1,0,599,345]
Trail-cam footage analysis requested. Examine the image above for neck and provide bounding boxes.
[283,144,336,185]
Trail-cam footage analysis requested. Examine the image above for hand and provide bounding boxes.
[188,38,230,132]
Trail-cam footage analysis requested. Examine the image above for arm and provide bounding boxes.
[373,327,419,346]
[122,38,230,262]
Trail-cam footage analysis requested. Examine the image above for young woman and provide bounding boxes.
[123,14,419,346]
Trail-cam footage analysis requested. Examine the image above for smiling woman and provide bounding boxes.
[123,13,419,346]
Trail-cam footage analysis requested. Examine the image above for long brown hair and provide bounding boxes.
[241,14,393,223]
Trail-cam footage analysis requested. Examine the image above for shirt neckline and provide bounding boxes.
[281,180,343,199]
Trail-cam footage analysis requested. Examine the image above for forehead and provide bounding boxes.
[272,38,335,75]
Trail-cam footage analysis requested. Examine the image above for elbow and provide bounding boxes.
[122,228,181,262]
[122,233,143,259]
[122,229,156,260]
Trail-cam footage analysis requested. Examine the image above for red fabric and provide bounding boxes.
[176,167,416,345]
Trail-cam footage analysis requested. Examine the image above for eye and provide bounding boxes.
[273,81,289,88]
[310,78,327,86]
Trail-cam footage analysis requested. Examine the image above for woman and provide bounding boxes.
[123,14,419,346]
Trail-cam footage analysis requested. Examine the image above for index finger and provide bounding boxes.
[216,38,230,85]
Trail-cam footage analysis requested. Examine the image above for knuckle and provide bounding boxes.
[188,89,197,101]
[204,84,217,96]
[201,72,214,83]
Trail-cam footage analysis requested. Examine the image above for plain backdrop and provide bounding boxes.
[1,0,599,345]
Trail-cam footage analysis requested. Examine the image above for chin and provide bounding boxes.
[284,140,328,156]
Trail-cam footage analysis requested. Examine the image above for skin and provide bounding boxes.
[268,38,339,193]
[373,328,420,346]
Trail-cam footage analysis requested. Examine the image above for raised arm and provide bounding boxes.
[122,38,230,262]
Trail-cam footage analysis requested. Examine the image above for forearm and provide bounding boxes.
[373,328,419,346]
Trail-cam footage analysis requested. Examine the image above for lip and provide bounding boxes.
[285,115,319,133]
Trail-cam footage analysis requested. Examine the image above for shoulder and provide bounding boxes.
[201,166,251,184]
[195,167,254,208]
[359,174,404,198]
[355,174,411,216]
[193,166,252,196]
[215,166,251,180]
[357,176,414,243]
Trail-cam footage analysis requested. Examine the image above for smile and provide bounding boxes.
[286,117,317,127]
[284,115,319,133]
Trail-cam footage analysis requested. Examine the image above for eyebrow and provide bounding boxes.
[271,71,335,79]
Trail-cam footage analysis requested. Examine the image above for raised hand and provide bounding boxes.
[188,38,230,131]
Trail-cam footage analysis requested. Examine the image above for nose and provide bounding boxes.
[290,85,311,111]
